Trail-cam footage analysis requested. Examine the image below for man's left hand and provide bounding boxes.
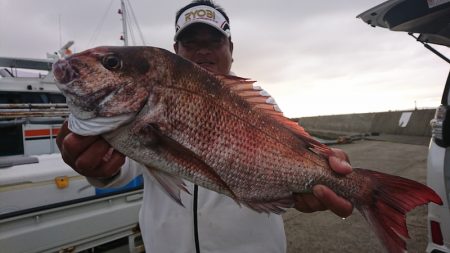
[293,148,353,218]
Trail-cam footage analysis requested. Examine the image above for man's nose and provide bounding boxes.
[195,46,213,55]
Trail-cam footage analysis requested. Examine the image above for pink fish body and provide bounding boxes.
[53,46,442,253]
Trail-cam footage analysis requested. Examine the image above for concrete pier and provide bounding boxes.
[294,109,436,145]
[295,109,435,137]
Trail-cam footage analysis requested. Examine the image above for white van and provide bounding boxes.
[358,0,450,252]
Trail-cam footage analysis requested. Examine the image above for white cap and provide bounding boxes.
[174,5,231,41]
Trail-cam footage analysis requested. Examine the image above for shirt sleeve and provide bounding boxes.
[86,157,143,188]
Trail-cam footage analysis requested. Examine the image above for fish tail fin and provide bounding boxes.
[355,168,442,253]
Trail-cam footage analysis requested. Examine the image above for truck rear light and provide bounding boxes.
[430,220,444,245]
[431,105,450,147]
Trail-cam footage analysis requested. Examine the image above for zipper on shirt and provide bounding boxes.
[193,184,200,253]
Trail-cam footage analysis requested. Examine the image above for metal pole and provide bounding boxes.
[409,33,450,64]
[120,0,128,46]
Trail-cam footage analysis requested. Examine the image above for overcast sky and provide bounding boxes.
[0,0,448,117]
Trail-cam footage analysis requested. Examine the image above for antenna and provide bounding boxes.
[58,15,62,48]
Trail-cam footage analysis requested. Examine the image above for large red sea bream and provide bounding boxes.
[53,46,442,253]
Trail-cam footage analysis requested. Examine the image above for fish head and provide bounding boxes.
[53,46,158,120]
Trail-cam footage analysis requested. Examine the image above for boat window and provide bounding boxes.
[0,92,66,104]
[20,92,44,103]
[47,93,66,103]
[0,68,14,77]
[0,125,24,156]
[0,92,22,104]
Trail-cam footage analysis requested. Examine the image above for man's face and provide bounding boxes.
[174,24,233,75]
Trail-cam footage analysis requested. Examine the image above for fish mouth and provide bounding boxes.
[64,85,118,120]
[52,58,108,118]
[53,59,80,85]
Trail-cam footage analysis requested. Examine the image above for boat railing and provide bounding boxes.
[0,103,69,119]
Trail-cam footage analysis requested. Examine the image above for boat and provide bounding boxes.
[0,1,145,252]
[0,41,92,216]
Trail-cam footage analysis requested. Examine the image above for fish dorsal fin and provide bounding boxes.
[215,74,332,156]
[271,114,332,156]
[215,74,257,91]
[214,74,283,115]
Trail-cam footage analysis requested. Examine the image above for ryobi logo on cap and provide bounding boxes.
[184,9,216,22]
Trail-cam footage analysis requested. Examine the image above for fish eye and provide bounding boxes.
[102,54,122,70]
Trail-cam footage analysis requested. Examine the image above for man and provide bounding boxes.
[57,1,353,252]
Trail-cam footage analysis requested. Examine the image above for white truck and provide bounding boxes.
[0,51,144,252]
[358,0,450,252]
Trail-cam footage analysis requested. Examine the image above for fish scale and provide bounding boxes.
[53,46,443,253]
[157,74,329,202]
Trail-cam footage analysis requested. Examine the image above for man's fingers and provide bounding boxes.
[97,151,126,178]
[328,156,352,175]
[56,121,70,149]
[328,148,352,175]
[56,121,125,178]
[75,139,112,171]
[62,132,99,161]
[74,140,125,178]
[313,185,353,218]
[58,120,100,173]
[76,151,125,178]
[293,193,327,213]
[330,148,350,162]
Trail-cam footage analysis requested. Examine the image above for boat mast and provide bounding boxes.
[119,0,128,46]
[118,0,146,46]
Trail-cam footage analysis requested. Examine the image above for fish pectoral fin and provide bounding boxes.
[159,136,238,200]
[136,122,237,200]
[147,166,190,207]
[244,197,295,215]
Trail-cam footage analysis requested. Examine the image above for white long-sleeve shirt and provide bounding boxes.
[89,157,287,253]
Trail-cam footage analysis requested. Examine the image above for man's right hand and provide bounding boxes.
[56,121,125,178]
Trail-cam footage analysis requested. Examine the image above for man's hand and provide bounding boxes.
[56,121,125,178]
[293,148,353,218]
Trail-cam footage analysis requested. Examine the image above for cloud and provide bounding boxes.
[1,0,448,118]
